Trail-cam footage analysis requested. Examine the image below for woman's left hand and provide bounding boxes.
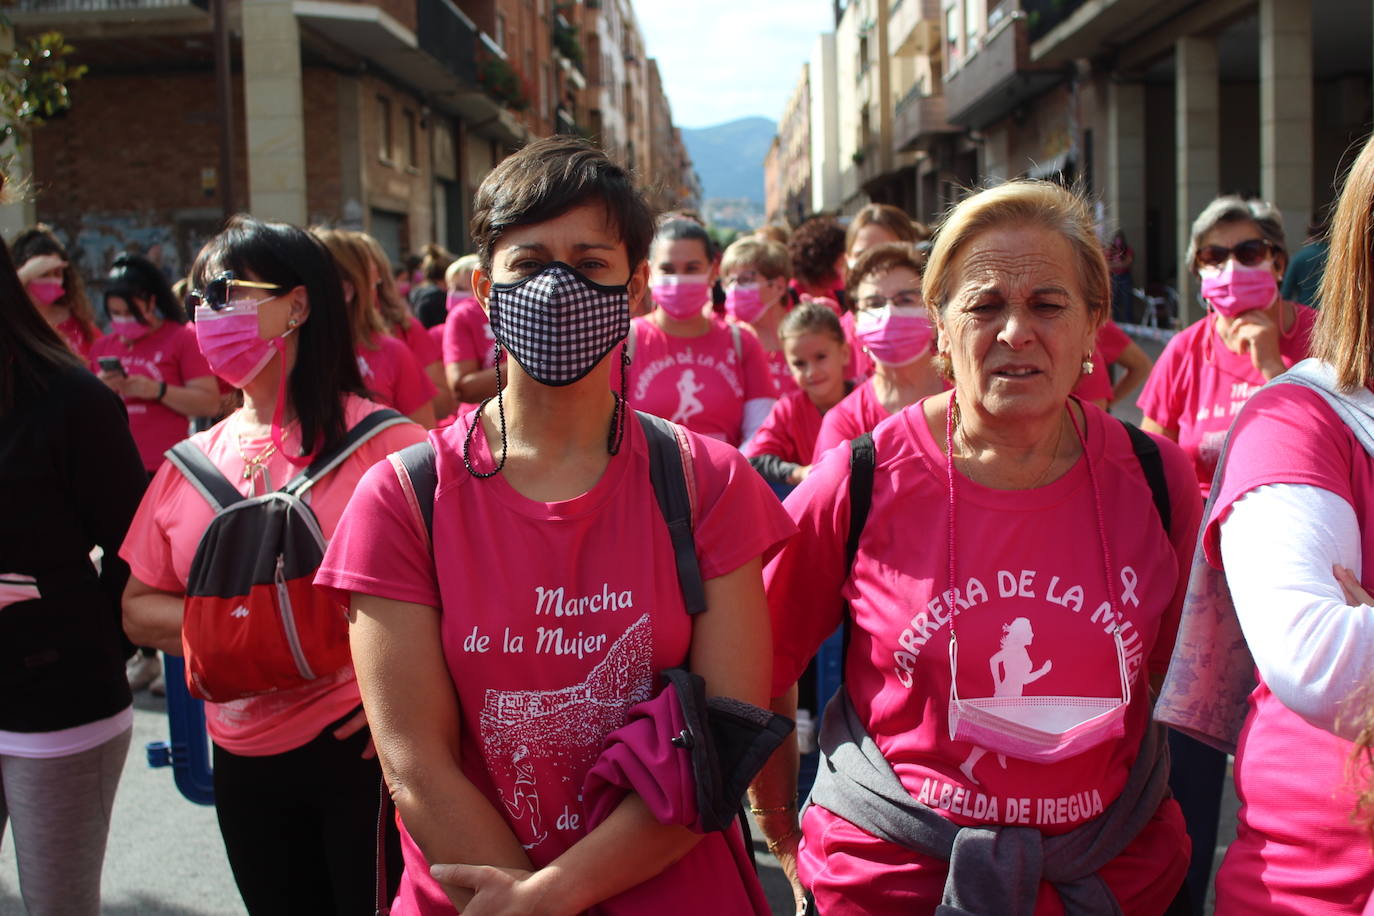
[429,864,559,916]
[121,374,162,401]
[1335,564,1373,607]
[332,707,377,759]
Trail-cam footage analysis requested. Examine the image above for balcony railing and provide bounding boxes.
[888,0,940,57]
[893,80,957,150]
[417,0,479,87]
[9,0,206,9]
[1021,0,1087,42]
[943,12,1062,129]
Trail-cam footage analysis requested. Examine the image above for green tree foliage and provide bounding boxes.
[0,27,86,160]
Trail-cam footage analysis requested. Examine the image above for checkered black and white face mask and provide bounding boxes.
[488,261,630,386]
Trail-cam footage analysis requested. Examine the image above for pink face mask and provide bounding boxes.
[651,275,712,320]
[111,317,152,342]
[724,283,768,325]
[194,299,286,389]
[28,279,64,307]
[853,305,933,366]
[1200,262,1277,317]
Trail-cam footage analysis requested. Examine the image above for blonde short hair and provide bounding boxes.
[721,236,791,280]
[1314,134,1374,390]
[445,254,479,290]
[921,180,1109,319]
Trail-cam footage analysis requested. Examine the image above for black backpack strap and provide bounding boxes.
[1120,419,1171,536]
[637,411,707,615]
[845,433,876,574]
[165,440,245,512]
[284,409,411,497]
[393,441,438,541]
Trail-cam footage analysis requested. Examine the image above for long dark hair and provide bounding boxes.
[12,224,100,346]
[191,215,365,459]
[1,236,82,413]
[106,253,187,325]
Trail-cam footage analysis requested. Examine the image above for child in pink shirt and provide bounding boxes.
[744,302,853,487]
[719,235,799,397]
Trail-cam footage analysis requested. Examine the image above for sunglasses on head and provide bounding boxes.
[1195,238,1277,270]
[186,271,288,312]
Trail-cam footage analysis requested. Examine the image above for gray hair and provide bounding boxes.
[1186,195,1288,273]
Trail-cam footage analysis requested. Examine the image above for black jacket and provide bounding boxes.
[0,365,147,732]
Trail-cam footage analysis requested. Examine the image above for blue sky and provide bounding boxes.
[635,2,836,129]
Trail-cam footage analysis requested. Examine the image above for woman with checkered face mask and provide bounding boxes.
[317,136,796,915]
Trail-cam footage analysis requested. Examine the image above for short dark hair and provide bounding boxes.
[789,216,847,288]
[190,215,366,460]
[106,253,186,325]
[847,242,926,302]
[652,217,713,263]
[470,136,656,273]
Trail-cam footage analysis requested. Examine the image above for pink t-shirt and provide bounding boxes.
[766,347,801,397]
[766,399,1201,913]
[625,317,778,446]
[119,395,425,755]
[315,410,795,912]
[57,315,99,360]
[89,321,213,472]
[357,334,438,417]
[1202,383,1374,914]
[812,378,890,462]
[441,297,497,369]
[1136,304,1315,495]
[393,317,441,369]
[1072,321,1133,404]
[743,389,824,467]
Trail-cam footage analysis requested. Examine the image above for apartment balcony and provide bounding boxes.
[888,0,941,58]
[8,0,208,34]
[943,12,1063,129]
[892,82,957,151]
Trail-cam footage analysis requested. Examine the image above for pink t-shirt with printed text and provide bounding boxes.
[812,378,890,462]
[625,317,778,446]
[356,334,438,416]
[315,410,795,913]
[766,399,1201,914]
[119,395,425,756]
[393,317,441,369]
[744,389,825,467]
[1202,383,1374,914]
[1136,305,1315,495]
[1072,321,1133,405]
[89,321,213,472]
[765,347,801,397]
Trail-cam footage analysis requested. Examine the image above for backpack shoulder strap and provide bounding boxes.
[165,440,245,512]
[845,432,876,574]
[637,411,707,615]
[284,408,410,497]
[1120,419,1172,536]
[390,441,438,548]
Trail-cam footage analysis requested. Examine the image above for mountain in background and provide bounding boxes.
[680,116,776,204]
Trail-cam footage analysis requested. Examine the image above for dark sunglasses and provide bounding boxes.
[186,271,288,312]
[1195,238,1277,270]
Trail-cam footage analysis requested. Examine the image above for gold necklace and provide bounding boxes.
[235,426,278,480]
[954,400,1068,489]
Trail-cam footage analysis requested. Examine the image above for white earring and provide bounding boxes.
[1081,357,1095,374]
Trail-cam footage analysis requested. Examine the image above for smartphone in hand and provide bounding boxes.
[97,356,126,377]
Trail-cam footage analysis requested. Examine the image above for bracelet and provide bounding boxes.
[157,381,168,401]
[765,828,800,856]
[749,804,796,816]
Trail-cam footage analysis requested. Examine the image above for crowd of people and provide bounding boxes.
[2,129,1373,916]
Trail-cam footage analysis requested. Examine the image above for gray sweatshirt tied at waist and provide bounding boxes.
[806,691,1172,915]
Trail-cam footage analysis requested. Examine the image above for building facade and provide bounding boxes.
[7,0,695,284]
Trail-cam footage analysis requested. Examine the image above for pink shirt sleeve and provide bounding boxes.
[742,397,794,460]
[121,462,187,593]
[812,390,866,462]
[1098,321,1132,364]
[737,326,779,400]
[441,305,466,367]
[315,452,441,609]
[398,318,441,368]
[1135,331,1187,430]
[383,336,439,415]
[684,432,797,580]
[763,443,852,695]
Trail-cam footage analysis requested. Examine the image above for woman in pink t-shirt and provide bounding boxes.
[90,254,220,473]
[356,230,454,421]
[1184,135,1374,914]
[627,218,778,446]
[719,235,798,397]
[315,137,795,915]
[314,228,437,427]
[750,180,1202,914]
[120,217,425,916]
[811,243,945,463]
[13,224,101,359]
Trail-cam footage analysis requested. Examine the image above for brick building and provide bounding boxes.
[6,0,695,286]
